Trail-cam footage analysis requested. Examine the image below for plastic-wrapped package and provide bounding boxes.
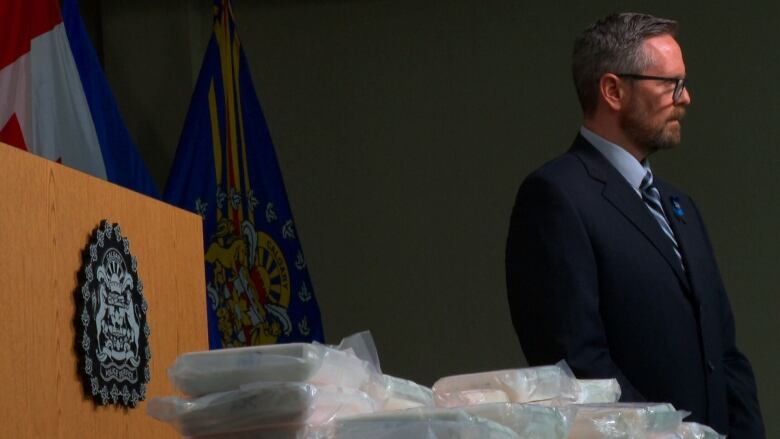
[147,382,377,438]
[673,422,725,439]
[365,374,434,411]
[432,361,578,408]
[647,422,725,439]
[168,332,380,396]
[568,403,687,439]
[187,426,313,439]
[313,407,521,439]
[168,344,321,396]
[460,403,575,439]
[335,331,382,374]
[310,346,377,390]
[574,379,622,403]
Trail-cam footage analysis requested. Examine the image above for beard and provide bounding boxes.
[620,98,686,154]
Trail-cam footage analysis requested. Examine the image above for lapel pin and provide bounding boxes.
[670,196,686,224]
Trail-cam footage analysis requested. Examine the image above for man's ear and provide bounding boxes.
[600,73,625,111]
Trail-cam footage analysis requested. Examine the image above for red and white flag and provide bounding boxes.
[1,0,108,175]
[1,0,158,197]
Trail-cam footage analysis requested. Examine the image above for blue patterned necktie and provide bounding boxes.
[640,170,683,268]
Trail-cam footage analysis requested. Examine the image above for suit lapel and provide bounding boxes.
[569,135,691,292]
[657,183,702,305]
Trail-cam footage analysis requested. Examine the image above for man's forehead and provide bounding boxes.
[643,34,681,54]
[641,34,686,74]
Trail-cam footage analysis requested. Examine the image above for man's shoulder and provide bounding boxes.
[524,149,592,189]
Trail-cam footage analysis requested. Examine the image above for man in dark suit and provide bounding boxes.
[505,13,764,437]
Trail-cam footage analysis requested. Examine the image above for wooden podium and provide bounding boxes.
[0,143,207,437]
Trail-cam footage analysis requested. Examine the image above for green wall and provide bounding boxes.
[90,1,778,435]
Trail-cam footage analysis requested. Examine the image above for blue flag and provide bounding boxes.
[61,0,159,198]
[164,0,324,348]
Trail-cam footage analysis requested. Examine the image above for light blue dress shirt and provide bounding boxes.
[580,126,650,197]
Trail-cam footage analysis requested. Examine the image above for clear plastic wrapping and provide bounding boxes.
[673,422,726,439]
[168,332,381,396]
[147,382,314,436]
[168,344,319,396]
[313,407,521,439]
[335,331,382,374]
[147,382,377,438]
[647,422,725,439]
[568,403,687,439]
[370,374,434,411]
[153,345,723,439]
[574,379,622,403]
[432,361,578,407]
[460,403,575,439]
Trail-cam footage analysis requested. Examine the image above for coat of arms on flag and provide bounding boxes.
[164,0,324,348]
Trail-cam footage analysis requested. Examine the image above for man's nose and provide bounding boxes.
[677,87,691,106]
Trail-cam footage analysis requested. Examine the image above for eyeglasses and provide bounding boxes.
[616,73,688,102]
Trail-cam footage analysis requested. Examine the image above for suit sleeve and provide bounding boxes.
[689,200,765,438]
[505,174,645,401]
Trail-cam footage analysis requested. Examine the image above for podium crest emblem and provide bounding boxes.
[77,220,151,407]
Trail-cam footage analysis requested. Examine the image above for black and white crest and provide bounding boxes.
[77,220,151,408]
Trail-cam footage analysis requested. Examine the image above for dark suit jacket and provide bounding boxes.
[505,134,764,437]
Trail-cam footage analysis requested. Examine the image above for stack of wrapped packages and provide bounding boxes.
[147,332,439,438]
[148,333,724,439]
[431,362,723,439]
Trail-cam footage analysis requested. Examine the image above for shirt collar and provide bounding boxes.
[580,126,650,193]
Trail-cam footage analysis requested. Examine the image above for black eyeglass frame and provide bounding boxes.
[616,73,687,102]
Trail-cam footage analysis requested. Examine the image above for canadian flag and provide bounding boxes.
[1,0,106,173]
[0,0,158,197]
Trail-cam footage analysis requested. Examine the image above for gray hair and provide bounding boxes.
[572,13,678,115]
